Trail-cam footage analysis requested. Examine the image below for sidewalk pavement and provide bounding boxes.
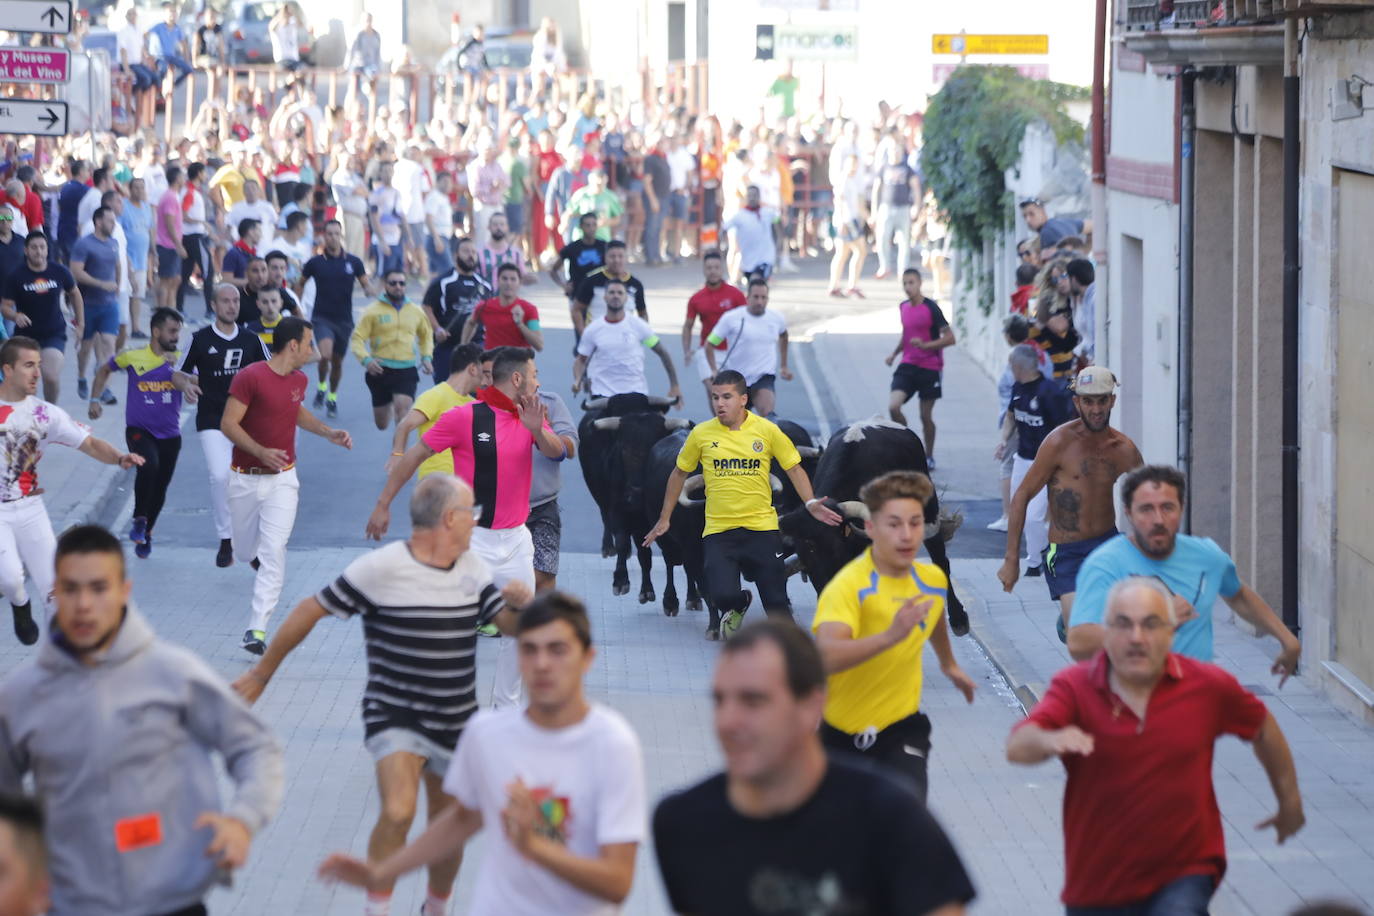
[806,307,1374,914]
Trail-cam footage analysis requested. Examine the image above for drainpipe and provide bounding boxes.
[1177,66,1197,530]
[1281,17,1300,636]
[1091,0,1108,357]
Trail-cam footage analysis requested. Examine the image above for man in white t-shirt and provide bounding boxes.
[227,179,277,251]
[706,277,791,417]
[393,143,431,271]
[0,338,142,646]
[320,591,647,916]
[572,280,681,405]
[721,185,780,286]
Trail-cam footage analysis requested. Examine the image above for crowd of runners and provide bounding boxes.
[0,72,1358,916]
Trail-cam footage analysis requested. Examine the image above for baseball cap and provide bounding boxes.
[1019,197,1045,208]
[1073,366,1118,395]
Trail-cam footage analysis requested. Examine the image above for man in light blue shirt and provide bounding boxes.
[147,2,193,85]
[1066,464,1301,684]
[119,177,155,339]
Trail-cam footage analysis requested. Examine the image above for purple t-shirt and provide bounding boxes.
[109,346,183,439]
[899,298,948,371]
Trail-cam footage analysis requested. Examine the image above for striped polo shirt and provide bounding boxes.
[317,541,505,750]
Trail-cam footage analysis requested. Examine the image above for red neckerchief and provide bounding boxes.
[745,203,761,212]
[233,240,255,256]
[476,386,519,415]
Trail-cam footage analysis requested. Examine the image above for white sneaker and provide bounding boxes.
[987,516,1008,532]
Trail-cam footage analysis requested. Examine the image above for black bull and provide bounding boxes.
[643,421,822,636]
[777,421,968,633]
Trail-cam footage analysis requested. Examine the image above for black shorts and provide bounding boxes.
[748,374,776,402]
[1044,529,1118,601]
[364,365,419,407]
[156,244,182,279]
[312,315,353,348]
[528,498,561,575]
[821,711,932,803]
[702,528,791,617]
[891,363,942,402]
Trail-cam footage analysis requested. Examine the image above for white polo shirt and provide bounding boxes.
[708,307,787,386]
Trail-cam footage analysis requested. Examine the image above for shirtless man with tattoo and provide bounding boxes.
[997,367,1142,639]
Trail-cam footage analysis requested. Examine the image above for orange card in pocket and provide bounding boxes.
[114,813,163,852]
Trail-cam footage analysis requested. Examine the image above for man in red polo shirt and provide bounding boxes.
[462,263,543,351]
[682,250,745,400]
[1006,576,1305,915]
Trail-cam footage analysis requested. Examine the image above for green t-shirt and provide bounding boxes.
[769,76,800,118]
[504,154,529,204]
[566,188,623,241]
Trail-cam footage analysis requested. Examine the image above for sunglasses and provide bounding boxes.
[385,279,406,286]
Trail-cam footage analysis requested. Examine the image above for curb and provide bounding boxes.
[63,463,134,531]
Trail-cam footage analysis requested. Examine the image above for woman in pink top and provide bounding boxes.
[883,268,956,466]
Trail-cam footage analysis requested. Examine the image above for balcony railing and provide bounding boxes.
[1124,0,1374,29]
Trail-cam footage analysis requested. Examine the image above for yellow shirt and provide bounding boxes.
[675,411,800,536]
[412,382,473,478]
[350,298,435,367]
[209,164,248,207]
[812,548,948,734]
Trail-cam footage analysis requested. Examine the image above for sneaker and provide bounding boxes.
[216,538,233,568]
[827,288,847,298]
[476,623,500,638]
[1025,564,1043,578]
[722,591,753,637]
[241,629,267,656]
[134,536,152,559]
[11,601,37,646]
[1055,614,1068,644]
[313,387,326,408]
[77,377,89,400]
[326,399,338,419]
[128,516,149,545]
[847,287,866,299]
[250,557,260,571]
[131,330,149,340]
[99,388,118,406]
[986,516,1009,532]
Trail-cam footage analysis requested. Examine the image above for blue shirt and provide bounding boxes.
[1069,533,1242,661]
[69,234,119,306]
[1009,375,1073,460]
[119,201,153,271]
[302,250,367,321]
[148,22,184,58]
[57,180,86,246]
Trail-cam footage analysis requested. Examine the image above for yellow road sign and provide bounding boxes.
[931,34,1049,55]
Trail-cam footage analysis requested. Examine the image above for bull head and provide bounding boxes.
[677,474,706,507]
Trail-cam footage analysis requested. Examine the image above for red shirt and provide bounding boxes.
[473,297,539,348]
[686,283,746,347]
[226,361,308,471]
[1017,652,1267,907]
[1010,284,1032,315]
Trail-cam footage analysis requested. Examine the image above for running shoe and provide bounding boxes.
[128,516,149,545]
[11,601,37,646]
[986,515,1009,532]
[99,388,118,405]
[135,536,152,559]
[313,387,326,408]
[250,557,260,570]
[216,538,233,568]
[77,377,89,400]
[476,623,500,638]
[722,591,753,638]
[1055,614,1068,644]
[1025,564,1043,578]
[241,629,267,656]
[326,399,338,419]
[131,330,149,340]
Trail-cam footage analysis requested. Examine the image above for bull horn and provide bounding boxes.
[682,475,705,494]
[770,474,784,493]
[924,521,940,541]
[592,417,622,431]
[664,417,691,430]
[836,500,870,521]
[795,445,821,458]
[646,395,675,408]
[783,554,804,577]
[582,397,608,410]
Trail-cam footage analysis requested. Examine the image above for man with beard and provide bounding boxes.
[422,237,492,378]
[1065,465,1301,680]
[474,211,532,291]
[997,367,1143,637]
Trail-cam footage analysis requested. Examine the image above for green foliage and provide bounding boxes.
[919,67,1089,313]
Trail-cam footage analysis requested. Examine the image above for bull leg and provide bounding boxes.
[612,527,631,596]
[600,509,615,559]
[662,561,680,616]
[684,571,702,612]
[637,544,656,605]
[924,534,968,636]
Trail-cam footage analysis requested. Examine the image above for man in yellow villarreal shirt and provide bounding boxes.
[350,268,434,432]
[813,470,977,803]
[386,342,484,478]
[645,369,842,639]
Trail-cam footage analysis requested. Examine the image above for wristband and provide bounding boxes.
[805,498,821,508]
[391,451,403,457]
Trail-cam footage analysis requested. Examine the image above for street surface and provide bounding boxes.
[5,259,1371,913]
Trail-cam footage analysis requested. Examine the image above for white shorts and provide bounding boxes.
[690,346,717,382]
[117,289,130,327]
[130,269,147,302]
[469,525,535,591]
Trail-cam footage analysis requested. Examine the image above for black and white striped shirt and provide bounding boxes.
[317,541,504,750]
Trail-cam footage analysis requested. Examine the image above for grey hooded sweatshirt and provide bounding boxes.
[0,604,284,916]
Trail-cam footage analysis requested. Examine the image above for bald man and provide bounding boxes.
[234,474,532,916]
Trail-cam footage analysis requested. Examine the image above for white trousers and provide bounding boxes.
[0,496,56,613]
[1011,454,1050,567]
[470,525,534,709]
[228,468,300,632]
[874,204,913,276]
[199,429,234,540]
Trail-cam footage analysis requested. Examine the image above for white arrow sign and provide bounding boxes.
[0,99,67,136]
[0,0,72,34]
